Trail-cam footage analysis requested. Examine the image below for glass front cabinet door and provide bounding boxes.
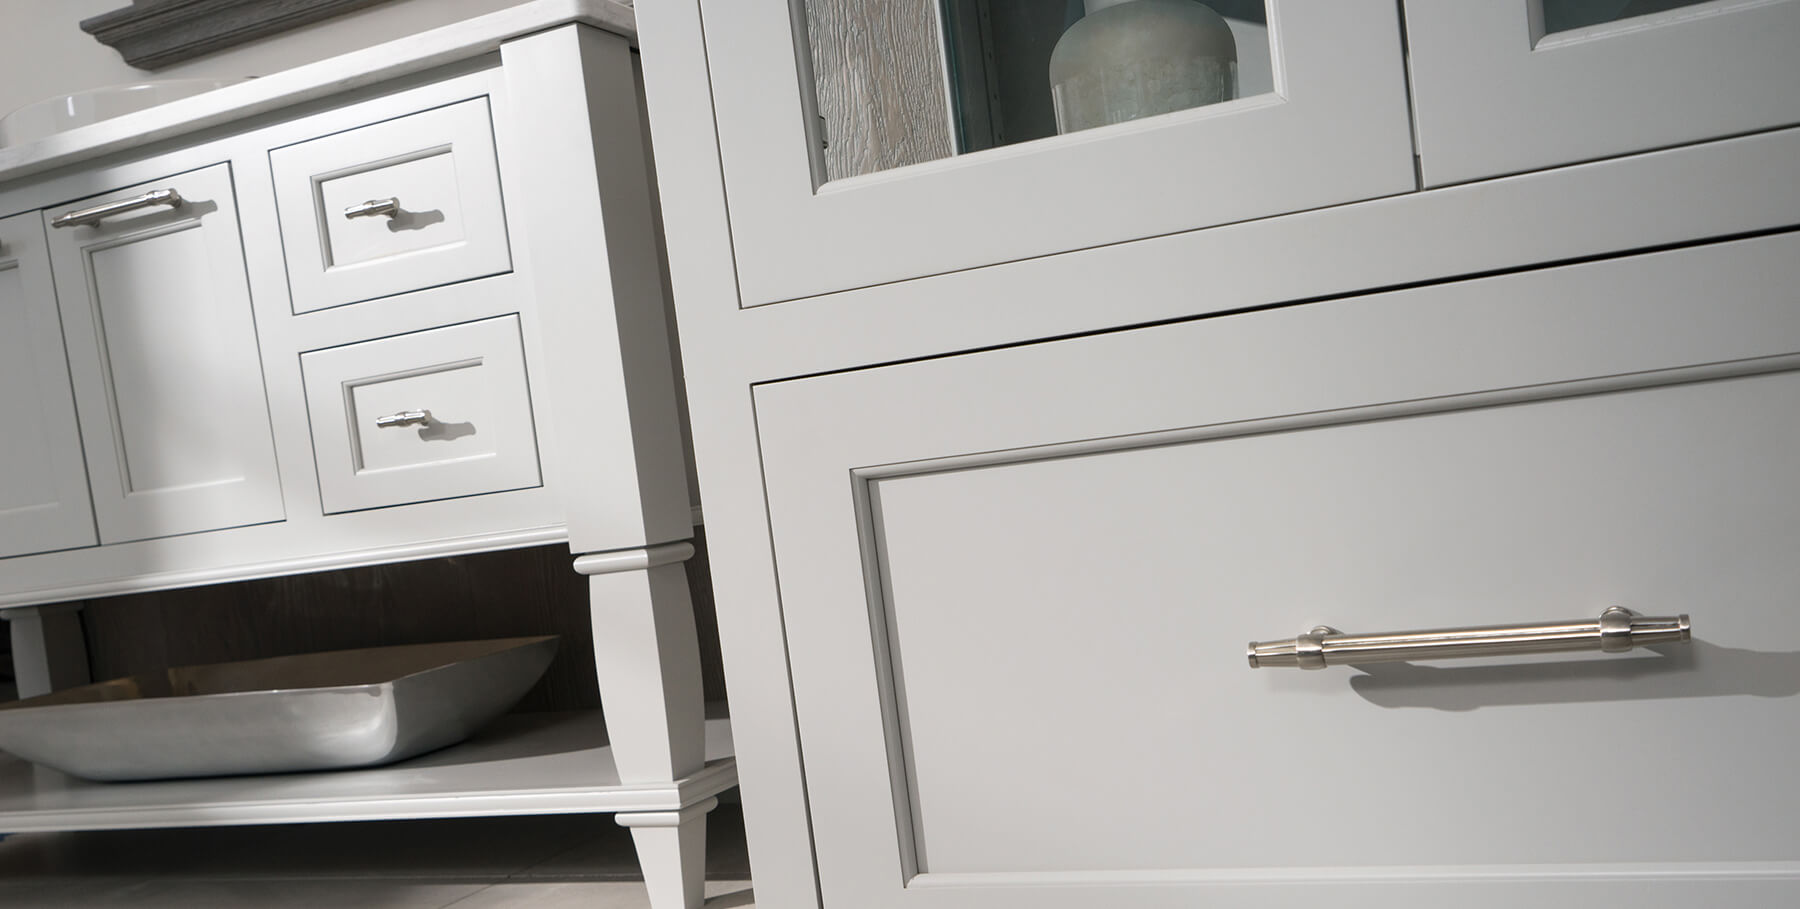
[699,0,1417,305]
[1405,0,1800,186]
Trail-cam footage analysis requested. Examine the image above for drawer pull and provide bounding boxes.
[343,197,401,220]
[51,189,184,229]
[374,409,432,428]
[1247,606,1690,669]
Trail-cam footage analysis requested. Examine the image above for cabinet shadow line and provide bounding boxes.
[1346,640,1800,711]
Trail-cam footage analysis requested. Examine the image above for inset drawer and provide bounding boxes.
[271,97,511,314]
[301,315,541,513]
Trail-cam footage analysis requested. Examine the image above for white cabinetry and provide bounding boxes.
[1405,0,1800,185]
[753,233,1800,907]
[638,1,1800,907]
[44,163,283,544]
[0,6,726,909]
[0,213,93,558]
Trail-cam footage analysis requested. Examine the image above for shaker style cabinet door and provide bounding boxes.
[696,0,1416,306]
[0,212,96,558]
[1405,0,1800,186]
[44,163,284,544]
[754,231,1800,908]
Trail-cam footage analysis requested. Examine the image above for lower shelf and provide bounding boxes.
[0,711,736,833]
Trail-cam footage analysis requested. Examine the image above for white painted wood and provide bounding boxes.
[700,0,1416,305]
[618,798,720,909]
[44,162,284,545]
[0,212,95,558]
[583,560,707,784]
[0,712,737,833]
[0,0,636,186]
[498,26,692,553]
[271,96,512,313]
[1406,0,1800,185]
[752,233,1800,906]
[1,604,90,698]
[301,314,543,513]
[582,552,710,909]
[635,3,828,905]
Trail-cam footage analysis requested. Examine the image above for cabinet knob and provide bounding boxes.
[1247,606,1690,669]
[343,197,401,220]
[373,409,432,428]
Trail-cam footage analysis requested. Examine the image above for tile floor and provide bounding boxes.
[0,801,753,907]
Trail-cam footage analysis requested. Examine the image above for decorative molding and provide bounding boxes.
[82,0,403,70]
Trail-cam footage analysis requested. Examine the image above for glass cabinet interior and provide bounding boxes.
[800,0,1272,181]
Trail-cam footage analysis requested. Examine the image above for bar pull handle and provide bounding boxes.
[1247,607,1690,669]
[374,409,431,428]
[344,197,400,220]
[51,189,184,229]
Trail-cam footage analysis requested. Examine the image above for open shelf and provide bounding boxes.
[0,711,735,833]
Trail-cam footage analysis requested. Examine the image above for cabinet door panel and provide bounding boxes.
[1406,0,1800,186]
[0,213,96,558]
[755,232,1800,907]
[699,0,1415,305]
[45,164,284,544]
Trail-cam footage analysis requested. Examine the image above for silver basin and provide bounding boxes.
[0,636,558,782]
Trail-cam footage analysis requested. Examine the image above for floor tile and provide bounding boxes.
[445,879,754,908]
[0,878,487,908]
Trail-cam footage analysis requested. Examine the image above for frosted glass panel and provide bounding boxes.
[802,0,1271,180]
[1540,0,1717,33]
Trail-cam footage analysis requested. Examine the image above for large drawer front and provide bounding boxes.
[271,97,511,314]
[301,315,542,514]
[755,232,1800,907]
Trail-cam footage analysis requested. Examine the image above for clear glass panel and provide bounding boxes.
[1539,0,1718,34]
[802,0,1271,181]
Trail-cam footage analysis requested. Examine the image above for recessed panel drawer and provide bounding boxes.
[271,97,511,314]
[302,315,541,513]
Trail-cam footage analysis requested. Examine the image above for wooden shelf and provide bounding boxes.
[0,711,735,834]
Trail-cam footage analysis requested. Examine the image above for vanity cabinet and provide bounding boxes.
[0,6,728,909]
[0,212,94,558]
[637,1,1800,907]
[43,163,284,544]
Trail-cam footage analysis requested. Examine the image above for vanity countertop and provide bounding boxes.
[0,0,634,186]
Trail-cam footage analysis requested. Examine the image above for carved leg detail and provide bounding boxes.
[618,798,718,909]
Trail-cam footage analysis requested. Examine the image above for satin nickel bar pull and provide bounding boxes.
[51,188,184,228]
[374,410,431,428]
[1247,607,1690,669]
[344,197,400,219]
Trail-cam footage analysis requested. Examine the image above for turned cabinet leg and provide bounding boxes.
[575,542,710,907]
[618,797,719,909]
[3,604,91,699]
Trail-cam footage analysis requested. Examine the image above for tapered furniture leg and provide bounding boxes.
[3,604,90,698]
[576,542,709,909]
[619,797,719,909]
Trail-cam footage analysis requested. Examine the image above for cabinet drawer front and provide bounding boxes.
[1406,0,1800,186]
[271,97,511,314]
[755,232,1800,907]
[302,315,541,514]
[0,213,96,558]
[44,164,284,545]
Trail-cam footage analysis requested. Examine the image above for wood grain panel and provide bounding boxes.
[72,538,727,715]
[804,0,955,179]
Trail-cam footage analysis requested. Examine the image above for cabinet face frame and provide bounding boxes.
[699,0,1416,306]
[44,162,286,545]
[753,232,1800,907]
[1405,0,1800,186]
[0,212,97,558]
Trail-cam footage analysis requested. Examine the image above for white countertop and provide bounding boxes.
[0,0,634,186]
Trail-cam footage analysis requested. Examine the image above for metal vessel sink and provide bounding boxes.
[0,636,558,782]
